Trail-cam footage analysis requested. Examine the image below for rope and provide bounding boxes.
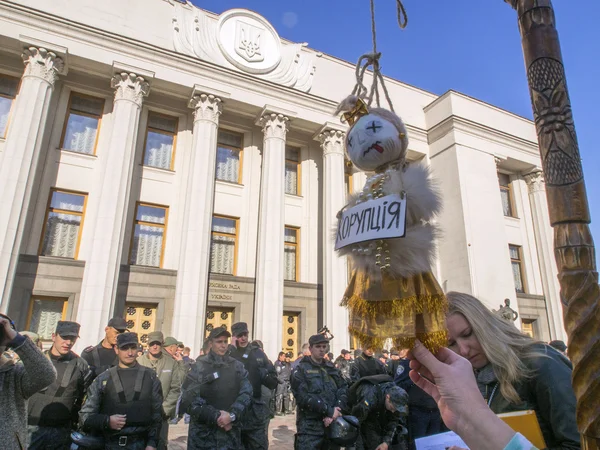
[350,0,408,113]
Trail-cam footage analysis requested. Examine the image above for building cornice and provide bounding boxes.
[427,115,540,158]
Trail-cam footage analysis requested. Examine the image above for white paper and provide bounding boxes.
[414,431,469,450]
[335,194,407,250]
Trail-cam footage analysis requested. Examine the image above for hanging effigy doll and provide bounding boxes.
[334,94,447,353]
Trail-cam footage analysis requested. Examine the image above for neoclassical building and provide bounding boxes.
[0,0,566,357]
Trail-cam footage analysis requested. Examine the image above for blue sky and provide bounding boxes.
[193,0,599,248]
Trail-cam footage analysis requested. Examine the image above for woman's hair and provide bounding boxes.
[446,291,547,404]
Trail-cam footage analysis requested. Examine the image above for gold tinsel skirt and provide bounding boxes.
[341,269,448,353]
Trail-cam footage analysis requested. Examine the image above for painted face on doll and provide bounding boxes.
[347,113,405,171]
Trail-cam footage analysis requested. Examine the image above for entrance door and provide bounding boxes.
[125,303,157,347]
[205,307,234,339]
[282,312,299,356]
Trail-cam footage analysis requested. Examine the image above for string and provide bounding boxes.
[351,0,408,112]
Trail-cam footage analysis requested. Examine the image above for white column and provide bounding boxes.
[76,67,151,347]
[524,171,567,341]
[0,46,66,313]
[254,111,288,359]
[171,88,223,355]
[317,126,350,354]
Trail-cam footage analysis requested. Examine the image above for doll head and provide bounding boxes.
[336,96,409,172]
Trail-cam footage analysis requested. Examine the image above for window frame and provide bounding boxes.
[216,130,244,185]
[38,188,88,259]
[59,91,105,155]
[285,146,302,196]
[509,244,527,294]
[142,111,179,171]
[210,214,239,275]
[128,202,169,268]
[284,226,300,282]
[0,74,21,139]
[498,172,517,218]
[25,296,68,341]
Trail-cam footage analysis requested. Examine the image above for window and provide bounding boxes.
[509,245,526,293]
[285,146,301,195]
[284,227,299,281]
[0,75,19,138]
[61,93,104,154]
[210,215,238,275]
[521,319,535,338]
[40,190,87,258]
[143,112,178,170]
[499,173,515,217]
[129,203,168,267]
[216,130,243,183]
[26,297,67,341]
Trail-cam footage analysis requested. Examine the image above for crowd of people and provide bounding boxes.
[0,290,581,450]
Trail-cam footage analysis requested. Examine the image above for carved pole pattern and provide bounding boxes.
[505,0,600,444]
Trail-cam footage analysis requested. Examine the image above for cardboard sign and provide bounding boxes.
[335,194,407,250]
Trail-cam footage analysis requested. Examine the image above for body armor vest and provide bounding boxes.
[100,366,153,426]
[28,354,79,426]
[198,360,240,411]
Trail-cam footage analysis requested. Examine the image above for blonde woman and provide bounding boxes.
[445,291,580,450]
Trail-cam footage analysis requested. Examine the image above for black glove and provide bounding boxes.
[190,404,220,425]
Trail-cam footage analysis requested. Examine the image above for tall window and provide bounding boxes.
[499,173,515,217]
[216,130,243,183]
[0,75,19,138]
[284,227,299,281]
[521,319,535,338]
[61,93,104,154]
[129,203,168,267]
[509,244,526,293]
[210,215,238,275]
[285,146,301,195]
[143,112,178,170]
[40,190,87,258]
[26,297,67,341]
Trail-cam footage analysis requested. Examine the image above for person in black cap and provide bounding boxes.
[351,346,388,382]
[79,332,163,450]
[334,349,353,385]
[82,317,128,379]
[291,333,348,449]
[227,321,278,450]
[180,326,252,450]
[274,351,292,416]
[27,321,92,449]
[348,374,408,450]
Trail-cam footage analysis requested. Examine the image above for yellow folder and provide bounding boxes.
[498,410,547,449]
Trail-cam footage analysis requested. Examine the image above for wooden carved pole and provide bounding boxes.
[504,0,600,446]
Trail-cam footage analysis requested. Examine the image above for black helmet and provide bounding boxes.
[70,432,105,449]
[326,415,359,446]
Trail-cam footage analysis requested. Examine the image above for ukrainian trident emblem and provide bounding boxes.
[235,20,264,62]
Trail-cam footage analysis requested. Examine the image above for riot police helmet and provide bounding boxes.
[326,415,359,446]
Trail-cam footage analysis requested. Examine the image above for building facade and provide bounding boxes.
[0,0,566,358]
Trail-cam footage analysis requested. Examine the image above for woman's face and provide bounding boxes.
[446,313,489,369]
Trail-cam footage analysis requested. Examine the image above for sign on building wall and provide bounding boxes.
[335,194,407,250]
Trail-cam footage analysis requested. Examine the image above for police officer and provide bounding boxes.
[227,322,279,449]
[180,326,252,450]
[79,332,163,450]
[137,331,185,449]
[291,333,348,450]
[82,317,128,379]
[27,321,92,450]
[348,375,408,450]
[274,351,292,416]
[334,349,353,385]
[351,347,387,382]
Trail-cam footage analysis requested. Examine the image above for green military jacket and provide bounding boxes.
[137,351,185,419]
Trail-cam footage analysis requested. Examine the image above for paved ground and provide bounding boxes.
[167,413,297,449]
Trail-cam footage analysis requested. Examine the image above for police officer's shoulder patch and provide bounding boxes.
[83,346,94,353]
[305,369,319,374]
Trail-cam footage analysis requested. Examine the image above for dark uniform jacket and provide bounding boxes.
[350,376,407,448]
[291,356,348,436]
[180,351,253,449]
[82,342,118,379]
[334,356,352,384]
[477,345,580,450]
[28,350,92,428]
[228,343,279,398]
[79,364,163,449]
[350,352,387,382]
[395,358,437,410]
[275,360,292,383]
